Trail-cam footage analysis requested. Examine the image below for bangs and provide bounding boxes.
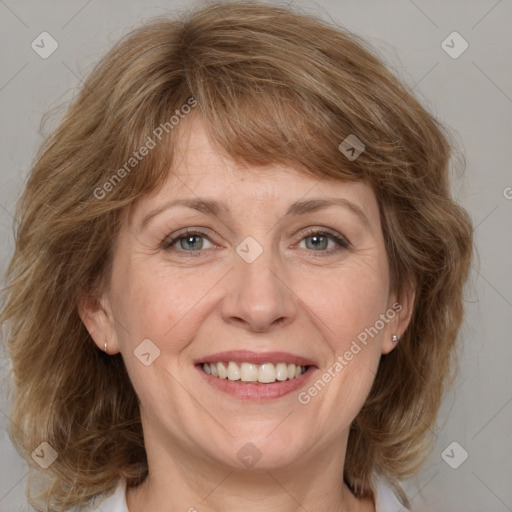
[187,85,354,181]
[117,83,363,210]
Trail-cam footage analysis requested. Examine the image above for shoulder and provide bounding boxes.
[373,474,410,512]
[85,479,129,512]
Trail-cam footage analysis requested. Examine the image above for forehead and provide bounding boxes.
[128,116,380,227]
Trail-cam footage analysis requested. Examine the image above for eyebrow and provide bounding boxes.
[139,197,372,232]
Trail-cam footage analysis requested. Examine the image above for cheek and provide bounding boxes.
[311,265,389,410]
[110,263,208,414]
[312,261,390,350]
[112,257,216,352]
[301,262,388,410]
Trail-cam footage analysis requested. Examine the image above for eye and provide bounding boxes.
[162,227,350,257]
[297,229,350,254]
[162,229,215,254]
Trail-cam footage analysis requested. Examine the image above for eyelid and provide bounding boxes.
[162,227,217,250]
[298,226,350,246]
[162,226,351,255]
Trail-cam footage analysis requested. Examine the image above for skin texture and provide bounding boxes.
[80,117,415,512]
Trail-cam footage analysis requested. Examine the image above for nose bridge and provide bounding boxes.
[221,232,296,331]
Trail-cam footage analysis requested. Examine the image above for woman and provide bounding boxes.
[1,2,473,511]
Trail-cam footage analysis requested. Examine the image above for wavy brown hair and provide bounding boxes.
[1,2,473,510]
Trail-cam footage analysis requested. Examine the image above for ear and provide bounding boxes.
[77,288,120,354]
[381,279,416,355]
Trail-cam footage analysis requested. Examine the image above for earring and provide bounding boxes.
[104,342,108,353]
[392,334,399,343]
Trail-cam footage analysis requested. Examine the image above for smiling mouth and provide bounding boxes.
[199,361,311,384]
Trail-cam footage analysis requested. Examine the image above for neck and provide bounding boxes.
[126,424,374,512]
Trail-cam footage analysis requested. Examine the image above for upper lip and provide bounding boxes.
[195,350,317,367]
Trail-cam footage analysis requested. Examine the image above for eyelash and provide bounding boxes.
[161,227,350,257]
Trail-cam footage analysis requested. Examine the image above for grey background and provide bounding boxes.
[0,0,511,511]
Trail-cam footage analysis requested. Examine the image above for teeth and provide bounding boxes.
[202,361,307,383]
[240,362,258,382]
[258,363,276,383]
[227,361,240,380]
[217,362,227,379]
[275,362,288,381]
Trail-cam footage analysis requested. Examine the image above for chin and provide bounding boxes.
[207,430,313,472]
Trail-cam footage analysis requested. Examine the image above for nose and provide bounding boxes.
[221,245,297,333]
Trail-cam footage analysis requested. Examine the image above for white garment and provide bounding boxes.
[89,475,409,511]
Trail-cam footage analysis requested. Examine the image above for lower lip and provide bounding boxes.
[196,365,317,400]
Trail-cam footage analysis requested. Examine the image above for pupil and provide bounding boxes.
[184,236,201,249]
[309,235,326,250]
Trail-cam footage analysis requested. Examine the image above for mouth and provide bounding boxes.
[199,361,311,383]
[194,350,318,400]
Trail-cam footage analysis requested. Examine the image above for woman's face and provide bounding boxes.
[82,117,412,473]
